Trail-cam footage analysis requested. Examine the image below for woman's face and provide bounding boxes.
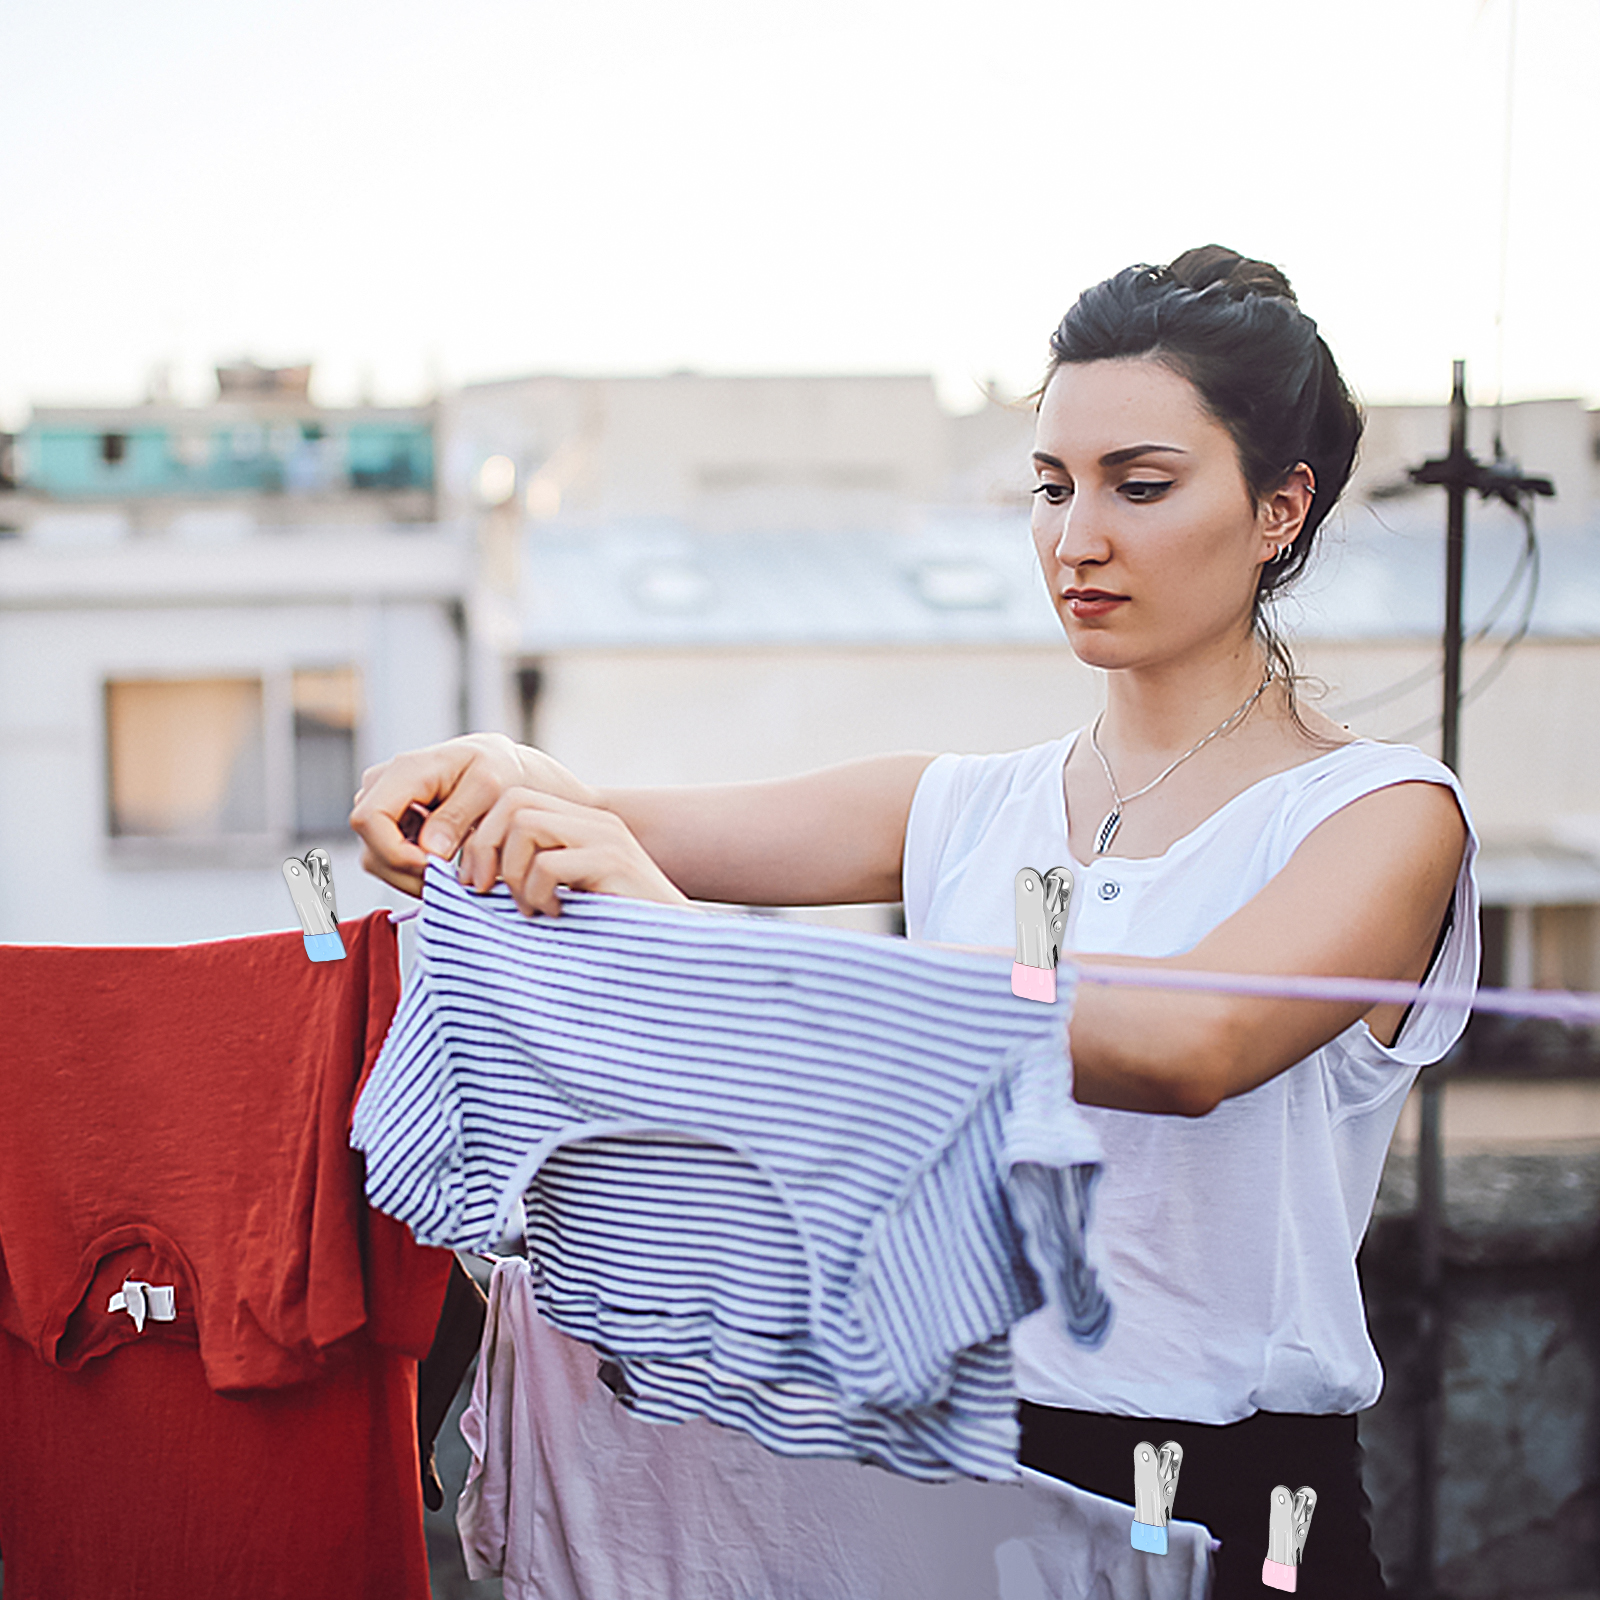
[1030,356,1296,675]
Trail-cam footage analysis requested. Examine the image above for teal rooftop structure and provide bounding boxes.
[7,361,434,517]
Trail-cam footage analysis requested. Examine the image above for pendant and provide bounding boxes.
[1094,808,1122,856]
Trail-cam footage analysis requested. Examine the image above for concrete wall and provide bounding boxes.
[1301,639,1600,848]
[525,642,1101,789]
[443,374,950,534]
[0,534,468,945]
[522,636,1600,858]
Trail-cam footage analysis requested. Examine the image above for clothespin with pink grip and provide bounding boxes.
[1012,866,1073,1003]
[1262,1484,1316,1591]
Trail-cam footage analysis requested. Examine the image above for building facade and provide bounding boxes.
[1,360,436,541]
[0,364,466,945]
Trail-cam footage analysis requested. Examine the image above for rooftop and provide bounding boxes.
[517,500,1600,652]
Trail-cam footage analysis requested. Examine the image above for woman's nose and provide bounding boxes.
[1050,499,1109,569]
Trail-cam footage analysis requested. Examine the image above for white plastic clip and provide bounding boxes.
[1012,866,1072,1003]
[1262,1484,1317,1591]
[1130,1439,1183,1554]
[107,1279,177,1334]
[282,847,345,962]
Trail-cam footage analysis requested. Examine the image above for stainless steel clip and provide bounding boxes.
[1262,1484,1317,1591]
[1012,865,1072,1003]
[1129,1439,1183,1554]
[282,847,346,962]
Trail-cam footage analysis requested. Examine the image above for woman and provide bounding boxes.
[353,246,1476,1597]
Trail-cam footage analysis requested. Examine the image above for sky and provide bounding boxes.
[1,0,1596,426]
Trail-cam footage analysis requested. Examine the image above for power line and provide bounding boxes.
[1329,503,1538,724]
[1384,497,1541,742]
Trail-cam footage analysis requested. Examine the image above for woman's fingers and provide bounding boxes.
[458,785,543,892]
[349,761,431,878]
[350,735,527,874]
[357,841,427,900]
[463,787,615,882]
[470,792,688,916]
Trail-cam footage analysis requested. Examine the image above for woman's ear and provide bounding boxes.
[1258,462,1316,559]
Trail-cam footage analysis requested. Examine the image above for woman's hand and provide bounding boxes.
[457,788,691,917]
[349,733,599,897]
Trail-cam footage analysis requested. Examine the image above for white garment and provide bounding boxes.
[458,1256,1216,1600]
[903,734,1480,1423]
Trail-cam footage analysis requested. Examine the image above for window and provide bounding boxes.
[292,668,360,838]
[106,678,267,838]
[1533,905,1599,993]
[1480,904,1508,986]
[105,667,363,849]
[1481,901,1600,993]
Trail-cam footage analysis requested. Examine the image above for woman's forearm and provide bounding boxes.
[1063,966,1342,1117]
[593,753,936,909]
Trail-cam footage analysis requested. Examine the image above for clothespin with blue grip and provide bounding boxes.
[282,847,345,962]
[1013,866,1072,1003]
[1263,1484,1316,1591]
[1131,1439,1183,1554]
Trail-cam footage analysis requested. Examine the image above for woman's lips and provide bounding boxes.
[1063,591,1128,619]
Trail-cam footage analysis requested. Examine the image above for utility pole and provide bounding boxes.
[1403,363,1552,1598]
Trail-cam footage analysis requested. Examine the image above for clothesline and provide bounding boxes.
[1071,963,1600,1027]
[387,904,1600,1026]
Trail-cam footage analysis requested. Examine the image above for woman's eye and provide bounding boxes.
[1120,480,1173,502]
[1031,482,1072,505]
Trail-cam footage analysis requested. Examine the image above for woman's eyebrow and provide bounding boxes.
[1100,443,1188,467]
[1031,445,1189,472]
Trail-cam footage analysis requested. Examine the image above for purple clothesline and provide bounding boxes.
[1073,962,1600,1027]
[390,899,1600,1027]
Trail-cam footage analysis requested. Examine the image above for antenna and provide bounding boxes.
[1492,0,1519,459]
[1401,359,1553,1598]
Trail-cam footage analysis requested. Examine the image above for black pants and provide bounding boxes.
[1019,1402,1389,1598]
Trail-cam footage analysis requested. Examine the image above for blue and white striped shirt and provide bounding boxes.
[352,860,1109,1478]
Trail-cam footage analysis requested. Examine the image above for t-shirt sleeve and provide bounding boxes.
[1281,744,1481,1071]
[901,753,963,942]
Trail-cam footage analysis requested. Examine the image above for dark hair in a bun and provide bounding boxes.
[1044,245,1364,692]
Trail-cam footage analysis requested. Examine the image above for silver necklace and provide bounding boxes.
[1088,667,1275,856]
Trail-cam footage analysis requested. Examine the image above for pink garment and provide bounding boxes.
[458,1256,1217,1600]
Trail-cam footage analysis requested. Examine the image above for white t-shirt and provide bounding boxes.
[903,733,1480,1423]
[458,1255,1218,1600]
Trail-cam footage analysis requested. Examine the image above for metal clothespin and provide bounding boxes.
[1262,1484,1317,1591]
[107,1279,177,1335]
[282,847,346,962]
[1012,866,1072,1003]
[1130,1439,1184,1554]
